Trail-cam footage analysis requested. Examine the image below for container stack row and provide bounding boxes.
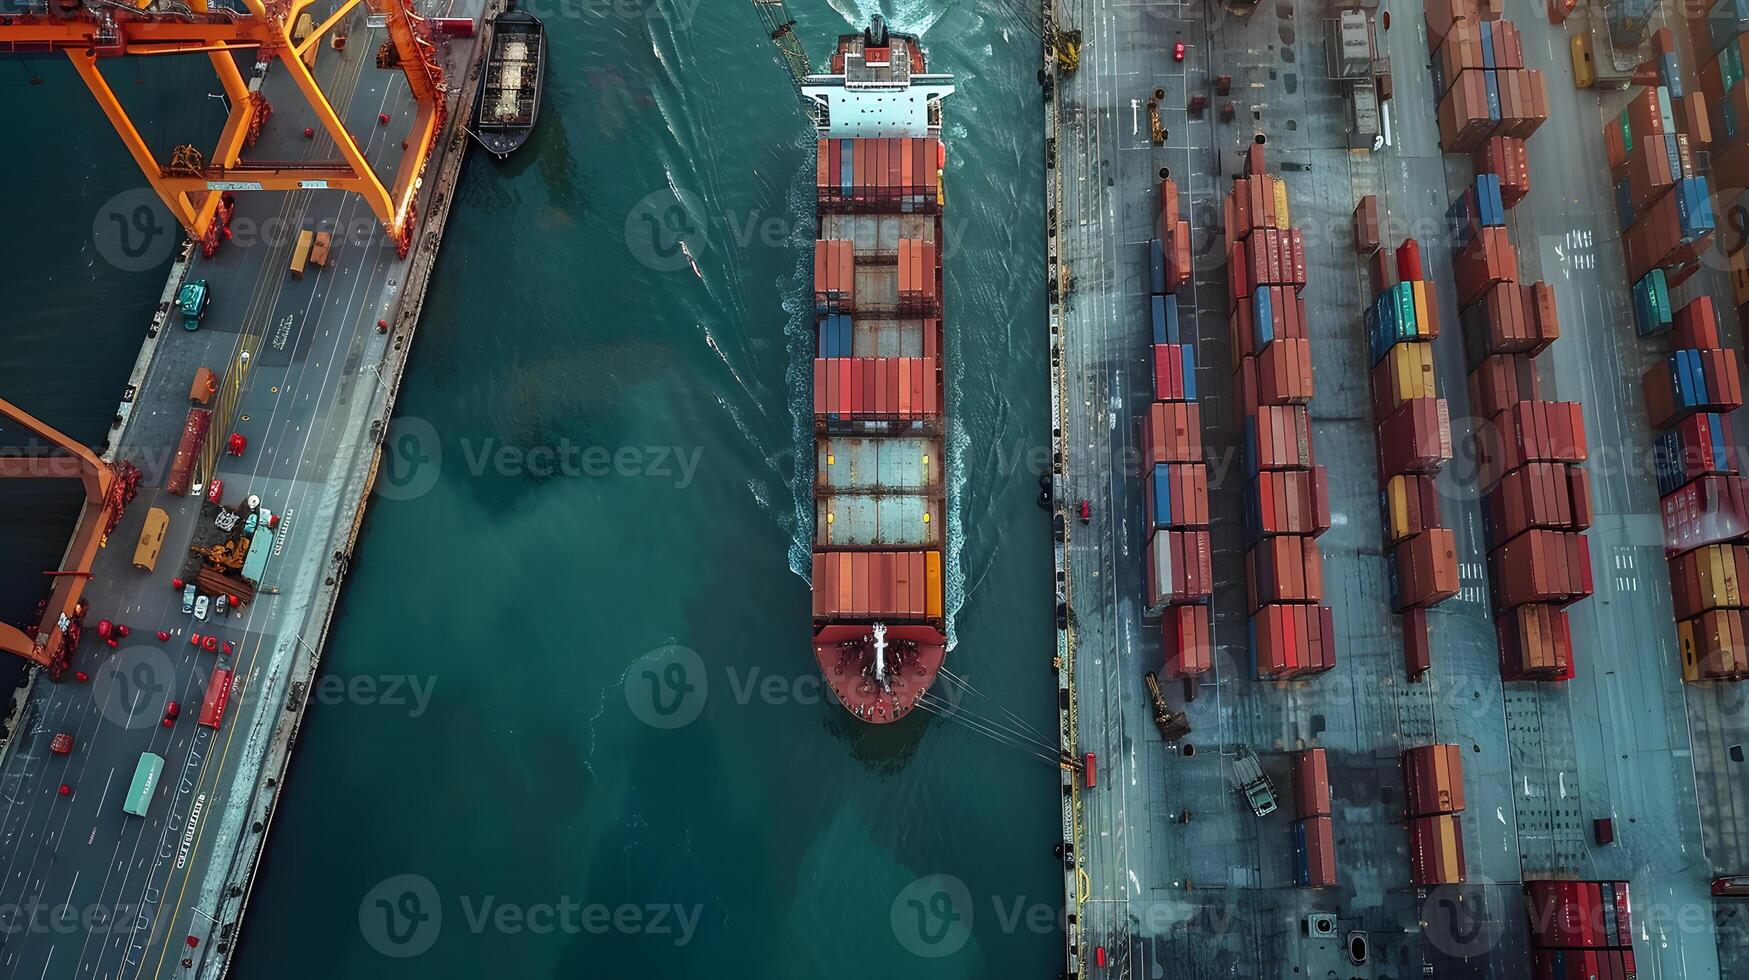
[1290,748,1335,887]
[1642,297,1749,681]
[1225,142,1335,681]
[810,137,948,633]
[1414,22,1597,682]
[1522,880,1637,978]
[1354,201,1460,681]
[1424,4,1549,154]
[1605,82,1716,331]
[1145,175,1215,680]
[1402,744,1467,885]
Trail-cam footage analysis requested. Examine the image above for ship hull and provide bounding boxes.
[472,10,544,159]
[806,23,954,725]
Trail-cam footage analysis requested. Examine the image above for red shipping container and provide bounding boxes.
[1658,476,1742,556]
[1645,348,1745,429]
[1161,603,1212,677]
[1246,535,1326,611]
[1296,816,1337,887]
[1354,196,1381,254]
[1408,813,1468,885]
[1670,296,1722,350]
[1152,344,1193,401]
[1396,527,1461,609]
[1257,337,1314,405]
[1478,401,1589,488]
[1146,529,1213,609]
[1404,607,1432,680]
[1485,462,1588,545]
[1490,529,1594,610]
[1141,402,1204,466]
[1370,244,1400,297]
[1472,135,1530,207]
[1403,744,1466,816]
[1146,463,1210,529]
[1498,603,1576,680]
[1378,398,1453,480]
[1252,603,1336,678]
[1248,405,1314,471]
[1453,226,1518,309]
[1468,354,1541,420]
[1292,748,1331,817]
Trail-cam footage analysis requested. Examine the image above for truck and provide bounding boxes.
[176,279,210,327]
[166,407,212,496]
[1230,747,1278,817]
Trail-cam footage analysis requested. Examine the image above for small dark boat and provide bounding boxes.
[471,5,545,158]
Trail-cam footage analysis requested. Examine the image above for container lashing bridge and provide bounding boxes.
[0,0,449,257]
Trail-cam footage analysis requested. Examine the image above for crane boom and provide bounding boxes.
[750,0,811,90]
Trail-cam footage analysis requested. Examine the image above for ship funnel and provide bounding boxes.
[866,15,888,47]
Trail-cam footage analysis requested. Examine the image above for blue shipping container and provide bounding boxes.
[1152,295,1180,344]
[1149,463,1173,527]
[1149,239,1167,295]
[1253,286,1275,348]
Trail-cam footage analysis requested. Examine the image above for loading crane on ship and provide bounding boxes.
[0,399,139,676]
[0,0,450,257]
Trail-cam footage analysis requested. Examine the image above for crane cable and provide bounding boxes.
[913,695,1064,766]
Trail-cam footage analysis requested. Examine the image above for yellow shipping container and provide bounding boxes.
[925,550,943,618]
[1386,342,1435,406]
[1385,476,1413,542]
[1411,281,1431,339]
[1271,177,1291,229]
[1678,620,1700,683]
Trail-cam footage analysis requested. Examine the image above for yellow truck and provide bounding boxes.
[133,507,169,572]
[290,229,314,277]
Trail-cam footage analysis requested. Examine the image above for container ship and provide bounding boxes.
[802,17,955,723]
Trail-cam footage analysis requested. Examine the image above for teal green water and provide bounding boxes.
[1,2,1056,975]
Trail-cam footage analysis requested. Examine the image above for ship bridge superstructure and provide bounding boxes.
[799,19,952,139]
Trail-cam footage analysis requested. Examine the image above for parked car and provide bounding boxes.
[182,584,197,615]
[215,594,228,617]
[162,701,180,727]
[194,595,209,621]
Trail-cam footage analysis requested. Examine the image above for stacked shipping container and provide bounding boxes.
[1418,10,1596,681]
[1522,880,1637,979]
[1356,204,1458,680]
[1403,744,1468,885]
[1642,296,1749,681]
[811,136,947,631]
[1226,143,1335,680]
[1604,83,1716,313]
[1147,175,1215,679]
[1423,7,1549,153]
[1290,748,1336,887]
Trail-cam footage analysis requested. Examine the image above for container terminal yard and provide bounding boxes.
[0,0,488,976]
[1046,0,1749,976]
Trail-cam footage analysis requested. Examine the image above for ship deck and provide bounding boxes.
[1053,0,1747,976]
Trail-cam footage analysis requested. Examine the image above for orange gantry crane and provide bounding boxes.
[0,0,449,256]
[0,398,139,675]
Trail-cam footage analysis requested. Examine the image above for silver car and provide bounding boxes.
[194,595,209,621]
[182,584,197,615]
